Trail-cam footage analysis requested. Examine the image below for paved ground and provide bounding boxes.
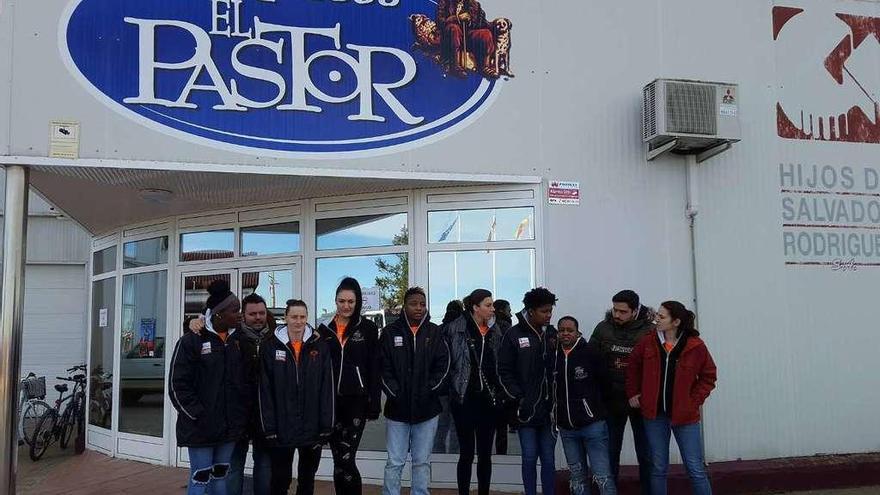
[15,446,880,494]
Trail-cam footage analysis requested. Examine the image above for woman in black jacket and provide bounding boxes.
[259,299,334,495]
[317,277,382,495]
[444,289,504,495]
[554,316,617,495]
[170,280,253,495]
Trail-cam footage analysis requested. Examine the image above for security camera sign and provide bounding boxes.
[548,181,580,205]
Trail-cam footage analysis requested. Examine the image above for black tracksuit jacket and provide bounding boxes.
[497,312,558,427]
[169,328,254,447]
[319,316,382,418]
[258,326,335,448]
[553,337,611,430]
[380,314,451,424]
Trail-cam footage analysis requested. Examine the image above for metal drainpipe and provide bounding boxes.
[685,154,709,467]
[0,165,30,494]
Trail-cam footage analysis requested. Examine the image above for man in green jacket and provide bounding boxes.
[589,290,654,494]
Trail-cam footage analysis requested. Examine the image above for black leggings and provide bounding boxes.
[268,445,322,495]
[328,399,368,495]
[451,398,498,495]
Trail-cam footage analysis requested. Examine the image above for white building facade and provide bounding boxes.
[1,0,879,489]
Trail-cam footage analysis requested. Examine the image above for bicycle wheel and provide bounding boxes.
[30,410,57,461]
[20,400,51,446]
[59,402,75,449]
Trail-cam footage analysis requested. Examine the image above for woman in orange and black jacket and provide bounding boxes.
[626,300,717,495]
[317,277,382,495]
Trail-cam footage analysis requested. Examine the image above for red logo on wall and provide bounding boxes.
[774,6,880,143]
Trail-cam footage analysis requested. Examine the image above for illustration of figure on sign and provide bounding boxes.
[774,6,880,144]
[410,0,513,79]
[722,88,736,104]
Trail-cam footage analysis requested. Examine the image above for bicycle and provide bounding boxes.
[18,373,52,447]
[29,365,87,461]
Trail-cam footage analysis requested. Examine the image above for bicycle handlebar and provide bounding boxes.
[67,364,86,372]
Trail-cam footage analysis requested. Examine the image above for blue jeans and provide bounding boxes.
[227,439,271,495]
[518,425,557,495]
[644,414,712,495]
[560,421,617,495]
[384,416,440,495]
[188,441,236,495]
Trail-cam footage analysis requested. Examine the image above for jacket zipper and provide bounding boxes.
[337,335,345,393]
[564,353,573,427]
[523,332,545,423]
[355,366,364,389]
[479,335,486,391]
[662,348,670,414]
[582,399,594,418]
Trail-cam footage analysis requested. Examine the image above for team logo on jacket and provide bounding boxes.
[201,342,212,355]
[350,331,364,342]
[309,350,319,358]
[60,0,512,157]
[573,366,588,380]
[275,349,287,361]
[518,337,530,348]
[394,336,404,347]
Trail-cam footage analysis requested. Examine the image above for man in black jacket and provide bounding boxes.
[588,290,654,493]
[497,287,558,495]
[554,316,617,495]
[380,287,450,495]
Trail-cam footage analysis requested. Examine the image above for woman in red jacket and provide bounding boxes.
[625,301,717,495]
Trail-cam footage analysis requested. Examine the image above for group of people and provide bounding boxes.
[170,279,717,495]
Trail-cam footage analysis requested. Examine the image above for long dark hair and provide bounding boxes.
[661,300,699,338]
[335,277,363,321]
[463,288,492,314]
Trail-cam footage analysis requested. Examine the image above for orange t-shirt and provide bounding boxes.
[410,325,419,336]
[478,325,489,337]
[335,319,348,345]
[663,342,675,353]
[290,340,303,362]
[562,346,574,356]
[216,331,228,343]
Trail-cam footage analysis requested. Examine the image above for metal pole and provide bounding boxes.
[0,165,29,494]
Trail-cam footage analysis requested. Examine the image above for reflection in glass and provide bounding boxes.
[89,277,115,429]
[316,253,408,451]
[428,207,534,243]
[316,213,407,251]
[120,271,167,437]
[123,237,169,269]
[427,249,535,322]
[241,222,300,257]
[183,273,231,321]
[92,246,117,275]
[242,269,295,322]
[180,230,234,262]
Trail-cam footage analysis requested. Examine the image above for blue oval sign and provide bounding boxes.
[60,0,513,158]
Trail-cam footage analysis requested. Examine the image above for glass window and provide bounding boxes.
[89,277,115,429]
[180,230,234,262]
[428,207,534,243]
[92,246,117,275]
[183,273,231,321]
[241,222,300,257]
[241,268,296,322]
[123,237,169,269]
[316,253,408,451]
[119,271,167,437]
[316,213,408,251]
[428,249,535,321]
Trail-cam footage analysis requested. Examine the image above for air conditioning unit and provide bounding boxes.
[643,78,741,161]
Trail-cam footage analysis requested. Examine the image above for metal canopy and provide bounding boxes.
[26,165,510,235]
